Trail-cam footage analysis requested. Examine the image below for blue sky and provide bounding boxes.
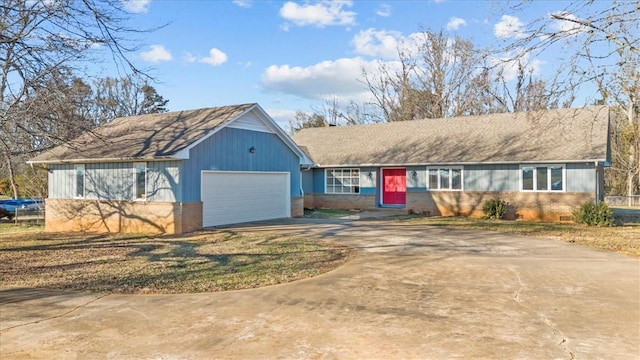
[110,0,601,129]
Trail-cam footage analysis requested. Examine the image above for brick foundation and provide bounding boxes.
[291,196,304,217]
[305,194,377,210]
[304,191,595,222]
[45,198,203,234]
[177,202,203,234]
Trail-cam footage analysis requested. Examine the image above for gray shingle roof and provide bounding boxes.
[292,106,610,166]
[30,103,256,163]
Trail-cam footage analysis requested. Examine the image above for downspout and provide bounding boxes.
[300,165,312,197]
[595,161,601,204]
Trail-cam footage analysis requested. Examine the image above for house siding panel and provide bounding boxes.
[48,161,182,202]
[48,164,75,198]
[301,169,314,195]
[85,162,132,200]
[182,127,300,202]
[566,163,595,192]
[312,168,325,193]
[464,164,520,192]
[147,161,182,202]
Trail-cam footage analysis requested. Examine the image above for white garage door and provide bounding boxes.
[201,171,291,227]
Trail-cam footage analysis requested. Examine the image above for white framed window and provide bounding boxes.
[134,162,147,200]
[426,167,463,191]
[75,164,85,198]
[325,168,360,194]
[520,164,565,192]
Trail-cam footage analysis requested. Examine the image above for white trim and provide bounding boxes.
[226,112,274,133]
[519,164,566,192]
[426,166,464,191]
[309,160,606,168]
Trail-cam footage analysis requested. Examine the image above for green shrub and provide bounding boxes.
[572,201,614,226]
[482,198,508,220]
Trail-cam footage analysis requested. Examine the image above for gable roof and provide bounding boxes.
[29,103,311,164]
[292,106,611,167]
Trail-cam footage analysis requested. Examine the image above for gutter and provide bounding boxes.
[309,159,609,168]
[27,156,182,165]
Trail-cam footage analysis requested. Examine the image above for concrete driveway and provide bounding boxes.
[1,218,639,359]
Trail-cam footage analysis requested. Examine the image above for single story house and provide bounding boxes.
[29,103,312,234]
[292,106,611,221]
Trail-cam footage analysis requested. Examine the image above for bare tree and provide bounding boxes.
[0,0,161,198]
[362,30,483,121]
[91,76,169,126]
[289,111,329,133]
[501,0,640,200]
[362,29,566,122]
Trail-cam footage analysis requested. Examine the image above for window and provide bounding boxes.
[520,165,565,192]
[426,167,463,190]
[75,164,85,198]
[134,162,147,200]
[325,168,360,194]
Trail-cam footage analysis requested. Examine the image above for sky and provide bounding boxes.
[108,0,603,131]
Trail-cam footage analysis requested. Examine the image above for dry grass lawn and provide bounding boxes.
[0,227,354,294]
[403,217,640,258]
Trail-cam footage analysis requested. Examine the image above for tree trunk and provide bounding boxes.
[4,154,19,199]
[629,102,636,207]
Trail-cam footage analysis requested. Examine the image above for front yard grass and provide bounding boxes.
[404,216,640,258]
[0,229,354,294]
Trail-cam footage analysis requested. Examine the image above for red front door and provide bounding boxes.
[382,168,406,205]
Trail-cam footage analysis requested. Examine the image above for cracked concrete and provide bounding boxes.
[1,218,639,359]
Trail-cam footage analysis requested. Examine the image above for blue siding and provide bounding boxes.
[301,169,314,194]
[464,164,519,191]
[182,127,301,202]
[48,161,181,201]
[302,163,595,196]
[48,164,75,198]
[86,162,132,200]
[312,169,325,193]
[566,163,595,192]
[148,161,182,202]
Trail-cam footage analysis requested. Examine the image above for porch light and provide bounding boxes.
[249,146,256,154]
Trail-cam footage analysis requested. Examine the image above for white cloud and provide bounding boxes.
[493,15,525,39]
[446,17,466,31]
[352,28,403,59]
[351,29,427,60]
[279,0,356,28]
[199,48,228,66]
[261,57,382,102]
[375,4,391,17]
[265,108,297,133]
[183,53,198,63]
[183,49,228,66]
[233,0,252,8]
[121,0,151,13]
[140,44,172,62]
